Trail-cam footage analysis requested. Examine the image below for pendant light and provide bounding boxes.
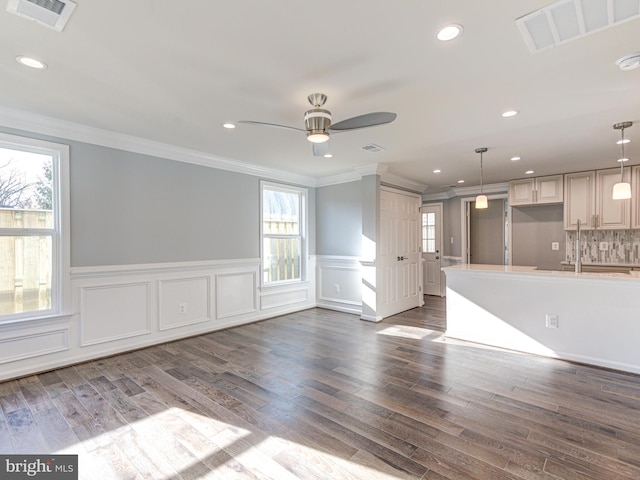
[612,122,632,200]
[475,147,488,209]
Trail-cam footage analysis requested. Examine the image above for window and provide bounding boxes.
[0,133,69,321]
[422,212,436,253]
[261,181,307,285]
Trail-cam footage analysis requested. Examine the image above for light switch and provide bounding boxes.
[599,242,608,251]
[551,242,559,251]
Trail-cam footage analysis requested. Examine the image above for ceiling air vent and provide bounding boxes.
[7,0,77,32]
[361,143,387,153]
[516,0,640,53]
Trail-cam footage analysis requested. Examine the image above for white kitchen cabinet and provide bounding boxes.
[509,175,563,206]
[631,165,640,229]
[564,168,630,230]
[596,167,631,229]
[564,171,595,230]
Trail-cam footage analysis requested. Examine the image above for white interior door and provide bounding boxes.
[422,204,442,296]
[379,187,422,318]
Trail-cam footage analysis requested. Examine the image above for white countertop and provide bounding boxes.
[443,263,640,280]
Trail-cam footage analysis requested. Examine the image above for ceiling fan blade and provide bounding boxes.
[313,142,330,157]
[238,120,305,133]
[329,112,397,131]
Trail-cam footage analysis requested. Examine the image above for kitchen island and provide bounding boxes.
[443,264,640,374]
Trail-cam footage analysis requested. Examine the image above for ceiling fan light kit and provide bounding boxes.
[304,107,332,143]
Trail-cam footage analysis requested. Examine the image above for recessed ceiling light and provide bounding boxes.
[436,24,463,41]
[457,179,465,184]
[433,169,441,173]
[617,139,630,145]
[324,153,333,158]
[525,170,534,174]
[16,56,47,70]
[222,123,236,129]
[511,156,521,161]
[502,110,519,118]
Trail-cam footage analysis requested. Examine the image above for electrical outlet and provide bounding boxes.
[551,242,560,251]
[334,283,340,293]
[545,314,559,328]
[178,303,187,314]
[599,242,608,251]
[450,236,454,245]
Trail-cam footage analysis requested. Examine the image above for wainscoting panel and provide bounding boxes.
[216,271,257,319]
[260,287,309,310]
[80,282,151,346]
[159,276,210,330]
[315,256,362,315]
[1,257,318,381]
[0,328,68,364]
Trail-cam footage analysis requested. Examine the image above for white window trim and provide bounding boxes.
[0,132,70,324]
[260,180,308,288]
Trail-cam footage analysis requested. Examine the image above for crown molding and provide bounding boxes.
[316,163,428,192]
[315,171,362,187]
[423,182,509,201]
[0,106,317,187]
[380,172,428,194]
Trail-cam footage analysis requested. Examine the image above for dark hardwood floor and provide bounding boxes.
[2,300,640,479]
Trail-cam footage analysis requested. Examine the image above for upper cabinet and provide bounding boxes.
[564,168,630,230]
[509,175,563,206]
[596,168,631,229]
[632,166,640,229]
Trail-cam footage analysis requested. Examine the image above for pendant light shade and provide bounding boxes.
[612,122,632,200]
[612,181,631,200]
[475,147,488,209]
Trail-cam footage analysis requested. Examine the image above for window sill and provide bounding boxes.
[0,312,72,329]
[260,279,310,291]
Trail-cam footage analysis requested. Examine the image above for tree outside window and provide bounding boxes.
[0,145,56,318]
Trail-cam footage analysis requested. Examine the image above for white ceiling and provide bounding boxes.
[1,1,639,192]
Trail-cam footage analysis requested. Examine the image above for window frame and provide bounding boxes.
[260,180,308,287]
[0,132,70,323]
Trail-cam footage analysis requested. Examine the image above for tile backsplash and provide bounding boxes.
[566,230,640,265]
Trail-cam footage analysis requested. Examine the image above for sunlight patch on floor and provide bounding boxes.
[377,325,435,339]
[53,405,411,479]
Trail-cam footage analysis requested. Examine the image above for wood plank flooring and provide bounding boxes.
[2,301,640,479]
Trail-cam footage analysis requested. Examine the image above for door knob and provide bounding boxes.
[435,256,440,260]
[397,256,406,261]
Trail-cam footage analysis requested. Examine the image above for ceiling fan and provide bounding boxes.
[239,93,397,156]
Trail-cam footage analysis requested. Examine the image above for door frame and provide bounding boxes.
[460,194,510,265]
[422,202,444,297]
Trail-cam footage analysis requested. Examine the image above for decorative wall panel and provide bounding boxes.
[159,276,210,330]
[80,283,151,346]
[216,272,257,319]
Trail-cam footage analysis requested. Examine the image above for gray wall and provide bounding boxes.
[316,180,362,256]
[512,204,565,270]
[2,127,316,267]
[442,198,462,258]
